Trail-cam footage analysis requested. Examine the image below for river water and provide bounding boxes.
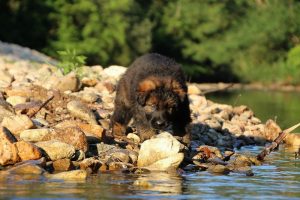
[1,90,300,200]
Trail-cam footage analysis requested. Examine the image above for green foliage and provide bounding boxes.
[1,0,300,83]
[57,49,86,76]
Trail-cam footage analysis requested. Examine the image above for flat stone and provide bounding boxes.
[6,96,27,106]
[0,126,19,165]
[15,141,42,161]
[46,169,87,181]
[53,158,74,171]
[20,128,51,142]
[6,163,46,175]
[67,100,98,125]
[35,140,76,161]
[1,114,34,136]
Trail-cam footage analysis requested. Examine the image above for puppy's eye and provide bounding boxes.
[168,107,173,113]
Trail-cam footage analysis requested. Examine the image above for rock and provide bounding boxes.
[127,133,140,144]
[284,133,300,146]
[0,126,19,165]
[6,96,27,106]
[43,127,88,152]
[67,100,98,125]
[6,163,46,175]
[76,122,104,139]
[0,69,13,88]
[264,119,281,141]
[80,92,99,103]
[46,170,87,181]
[15,141,42,161]
[137,132,184,171]
[102,65,126,80]
[110,150,130,163]
[55,72,80,92]
[35,140,76,161]
[20,128,51,142]
[79,157,102,173]
[222,121,243,135]
[133,179,153,188]
[0,99,15,122]
[207,164,230,175]
[1,114,34,136]
[196,145,223,159]
[94,143,118,156]
[187,84,202,95]
[53,159,74,171]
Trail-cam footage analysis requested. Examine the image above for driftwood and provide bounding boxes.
[257,122,300,161]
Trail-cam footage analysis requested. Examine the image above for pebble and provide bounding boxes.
[20,128,52,142]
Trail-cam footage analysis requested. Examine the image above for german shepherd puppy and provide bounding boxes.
[110,53,191,144]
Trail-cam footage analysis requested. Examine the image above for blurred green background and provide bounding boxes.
[1,0,300,83]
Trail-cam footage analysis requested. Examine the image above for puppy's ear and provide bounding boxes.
[171,80,186,101]
[136,79,156,105]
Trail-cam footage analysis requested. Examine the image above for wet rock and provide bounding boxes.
[0,126,19,165]
[74,150,85,161]
[137,132,184,171]
[35,140,76,161]
[46,169,87,181]
[67,100,98,124]
[6,96,27,106]
[55,72,80,92]
[1,114,34,136]
[20,128,51,142]
[53,158,74,171]
[43,127,88,152]
[196,145,223,159]
[6,163,46,175]
[79,157,102,173]
[207,164,230,175]
[15,141,42,161]
[133,179,153,188]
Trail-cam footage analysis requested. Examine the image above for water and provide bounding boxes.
[1,90,300,200]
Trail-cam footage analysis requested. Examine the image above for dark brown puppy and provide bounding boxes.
[110,53,191,144]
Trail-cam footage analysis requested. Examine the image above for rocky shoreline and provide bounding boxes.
[1,43,300,181]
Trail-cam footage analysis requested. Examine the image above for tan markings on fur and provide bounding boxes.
[171,79,186,99]
[137,79,156,93]
[112,123,126,136]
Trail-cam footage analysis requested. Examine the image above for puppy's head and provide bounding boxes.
[136,76,186,130]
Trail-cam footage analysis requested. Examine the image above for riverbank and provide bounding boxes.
[0,42,300,181]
